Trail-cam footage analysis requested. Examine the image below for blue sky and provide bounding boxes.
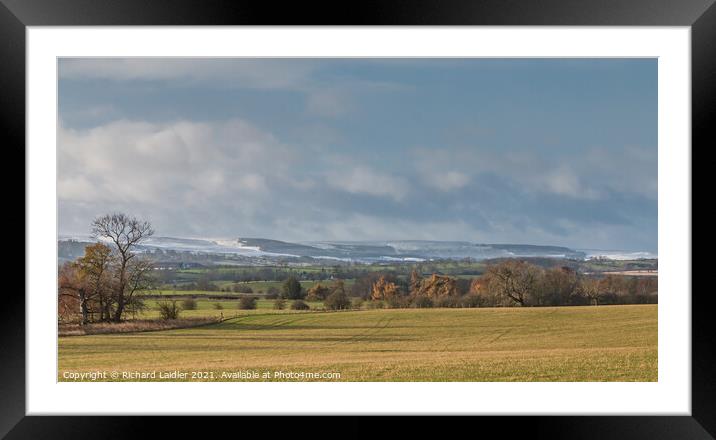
[58,58,657,251]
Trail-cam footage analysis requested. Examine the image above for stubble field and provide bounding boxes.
[58,304,657,382]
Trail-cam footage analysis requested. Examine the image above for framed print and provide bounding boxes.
[6,0,712,437]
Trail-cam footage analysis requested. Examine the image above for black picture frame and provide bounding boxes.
[4,0,710,437]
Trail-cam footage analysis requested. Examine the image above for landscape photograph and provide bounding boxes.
[57,58,657,382]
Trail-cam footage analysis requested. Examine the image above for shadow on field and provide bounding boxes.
[170,314,410,346]
[228,335,416,344]
[209,323,398,331]
[201,314,396,332]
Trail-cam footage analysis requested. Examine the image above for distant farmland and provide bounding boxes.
[58,304,657,382]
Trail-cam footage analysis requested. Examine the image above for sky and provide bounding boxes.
[58,58,657,252]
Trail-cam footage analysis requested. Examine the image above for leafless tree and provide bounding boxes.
[91,213,154,321]
[536,266,580,306]
[125,257,156,305]
[485,260,542,306]
[579,277,602,306]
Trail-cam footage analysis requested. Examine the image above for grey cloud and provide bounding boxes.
[59,58,317,90]
[409,144,656,202]
[58,117,656,251]
[59,59,410,124]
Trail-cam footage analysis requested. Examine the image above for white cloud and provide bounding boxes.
[58,117,299,234]
[412,148,472,192]
[542,166,602,199]
[56,58,656,249]
[57,119,655,248]
[305,89,350,118]
[430,170,471,192]
[57,175,99,201]
[325,166,409,201]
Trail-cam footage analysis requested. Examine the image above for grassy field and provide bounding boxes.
[137,298,326,319]
[147,280,352,295]
[58,304,656,382]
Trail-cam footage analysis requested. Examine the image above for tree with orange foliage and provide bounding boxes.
[409,269,423,295]
[414,274,458,298]
[77,242,115,321]
[58,262,91,325]
[306,283,331,301]
[370,276,399,301]
[469,277,486,295]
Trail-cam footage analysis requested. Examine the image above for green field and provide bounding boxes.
[138,298,326,319]
[147,280,353,295]
[58,304,657,382]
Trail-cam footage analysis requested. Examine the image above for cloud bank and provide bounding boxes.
[58,58,657,251]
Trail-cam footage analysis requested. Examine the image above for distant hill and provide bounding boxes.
[59,235,591,263]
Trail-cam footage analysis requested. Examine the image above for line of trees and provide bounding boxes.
[279,277,352,310]
[58,215,657,322]
[362,260,657,309]
[58,214,155,324]
[150,259,499,287]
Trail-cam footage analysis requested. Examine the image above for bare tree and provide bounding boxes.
[536,266,580,306]
[579,277,602,306]
[485,260,542,306]
[157,300,181,320]
[91,213,154,322]
[125,257,156,305]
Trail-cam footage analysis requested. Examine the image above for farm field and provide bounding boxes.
[147,280,350,295]
[58,304,657,382]
[138,298,327,319]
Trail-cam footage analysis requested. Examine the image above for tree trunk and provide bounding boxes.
[113,299,125,322]
[79,291,89,326]
[98,297,105,321]
[113,259,128,322]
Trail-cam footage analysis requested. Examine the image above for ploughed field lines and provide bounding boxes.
[58,305,657,381]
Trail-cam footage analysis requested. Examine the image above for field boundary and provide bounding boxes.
[58,308,360,337]
[58,317,224,337]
